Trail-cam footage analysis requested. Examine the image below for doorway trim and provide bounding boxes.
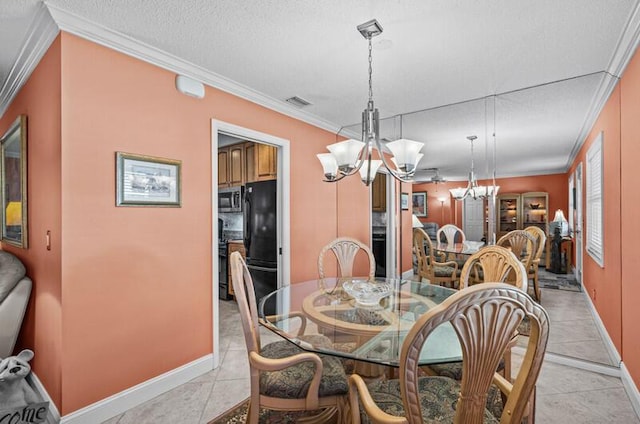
[211,120,291,368]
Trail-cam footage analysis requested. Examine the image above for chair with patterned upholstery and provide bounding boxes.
[524,226,547,301]
[318,237,375,280]
[413,228,458,287]
[230,251,349,424]
[349,283,549,424]
[497,230,537,286]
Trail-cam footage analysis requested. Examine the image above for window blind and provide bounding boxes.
[586,132,603,267]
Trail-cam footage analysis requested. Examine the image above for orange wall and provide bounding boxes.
[620,50,640,386]
[413,173,568,231]
[2,32,379,414]
[568,84,622,355]
[0,37,63,407]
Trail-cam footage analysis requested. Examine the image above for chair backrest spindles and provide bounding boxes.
[437,224,466,245]
[230,251,261,354]
[318,237,375,279]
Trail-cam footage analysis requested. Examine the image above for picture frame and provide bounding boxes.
[0,115,28,248]
[412,191,427,217]
[116,152,181,207]
[400,192,409,210]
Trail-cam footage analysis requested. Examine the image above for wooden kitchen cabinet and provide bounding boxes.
[218,144,245,188]
[227,241,245,297]
[245,142,277,182]
[371,173,386,212]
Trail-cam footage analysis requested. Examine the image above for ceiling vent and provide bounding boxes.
[285,96,312,107]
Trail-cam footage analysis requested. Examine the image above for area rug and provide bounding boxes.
[208,399,333,424]
[538,273,581,292]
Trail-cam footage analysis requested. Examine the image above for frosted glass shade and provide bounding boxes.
[386,138,424,173]
[317,153,338,180]
[449,187,468,201]
[326,139,365,172]
[358,160,382,183]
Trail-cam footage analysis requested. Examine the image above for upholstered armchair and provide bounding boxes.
[0,251,32,359]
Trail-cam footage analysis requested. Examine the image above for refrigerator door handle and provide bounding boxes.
[244,189,252,251]
[247,264,278,273]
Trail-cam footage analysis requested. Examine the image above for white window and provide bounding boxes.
[586,132,603,267]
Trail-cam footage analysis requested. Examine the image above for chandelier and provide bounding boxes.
[317,19,424,186]
[449,135,499,200]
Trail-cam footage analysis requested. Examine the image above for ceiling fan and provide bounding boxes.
[414,168,447,184]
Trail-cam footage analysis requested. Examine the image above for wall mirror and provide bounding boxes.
[0,115,28,248]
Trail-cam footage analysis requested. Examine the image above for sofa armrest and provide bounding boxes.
[0,277,32,358]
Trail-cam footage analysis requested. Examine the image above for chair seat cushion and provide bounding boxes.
[360,376,499,423]
[433,265,456,278]
[260,335,349,399]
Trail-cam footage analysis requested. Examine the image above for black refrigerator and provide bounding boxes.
[243,180,278,314]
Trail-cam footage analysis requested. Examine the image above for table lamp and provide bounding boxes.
[552,209,569,237]
[412,214,422,228]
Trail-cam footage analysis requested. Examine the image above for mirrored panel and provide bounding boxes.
[0,115,27,248]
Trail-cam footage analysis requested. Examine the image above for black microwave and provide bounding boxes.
[219,186,243,213]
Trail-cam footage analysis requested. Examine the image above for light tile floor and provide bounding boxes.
[102,285,639,424]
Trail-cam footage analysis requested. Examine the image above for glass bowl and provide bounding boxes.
[342,280,392,307]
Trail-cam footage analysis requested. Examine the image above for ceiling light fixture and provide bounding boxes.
[449,135,499,200]
[317,19,424,185]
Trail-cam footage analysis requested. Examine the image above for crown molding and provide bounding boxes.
[608,0,640,78]
[566,0,640,169]
[566,73,619,168]
[44,2,343,135]
[0,3,59,118]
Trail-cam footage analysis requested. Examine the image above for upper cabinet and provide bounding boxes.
[496,191,548,238]
[218,144,245,188]
[219,142,277,188]
[371,173,386,212]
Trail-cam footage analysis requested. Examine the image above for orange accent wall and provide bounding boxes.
[0,36,63,407]
[568,85,622,356]
[2,32,379,414]
[412,174,568,230]
[620,49,640,387]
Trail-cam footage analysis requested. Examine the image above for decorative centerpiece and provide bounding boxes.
[529,203,541,209]
[342,279,391,307]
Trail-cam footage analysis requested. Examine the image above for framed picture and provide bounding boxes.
[0,115,28,248]
[400,192,409,210]
[116,152,181,207]
[412,191,427,217]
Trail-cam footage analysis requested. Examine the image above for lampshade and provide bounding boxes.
[552,209,569,236]
[449,187,467,201]
[358,160,383,183]
[412,214,422,228]
[386,139,423,173]
[326,139,365,172]
[317,153,338,181]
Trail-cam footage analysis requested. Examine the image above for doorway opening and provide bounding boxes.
[211,120,290,369]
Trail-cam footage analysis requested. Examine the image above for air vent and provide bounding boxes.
[285,96,312,107]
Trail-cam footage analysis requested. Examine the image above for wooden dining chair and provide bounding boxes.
[437,224,466,244]
[318,237,375,279]
[230,251,349,424]
[349,283,549,424]
[524,226,546,301]
[497,230,537,288]
[413,228,458,287]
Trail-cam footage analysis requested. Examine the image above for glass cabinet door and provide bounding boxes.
[497,194,521,238]
[521,192,549,234]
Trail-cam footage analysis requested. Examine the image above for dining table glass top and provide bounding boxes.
[258,277,462,368]
[434,240,485,256]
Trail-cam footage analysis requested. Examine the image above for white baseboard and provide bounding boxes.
[621,363,640,419]
[35,354,213,424]
[581,287,622,366]
[27,372,61,424]
[402,269,414,279]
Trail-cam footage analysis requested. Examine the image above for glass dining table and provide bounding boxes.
[258,277,462,370]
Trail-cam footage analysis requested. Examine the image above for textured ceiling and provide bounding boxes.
[1,0,638,180]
